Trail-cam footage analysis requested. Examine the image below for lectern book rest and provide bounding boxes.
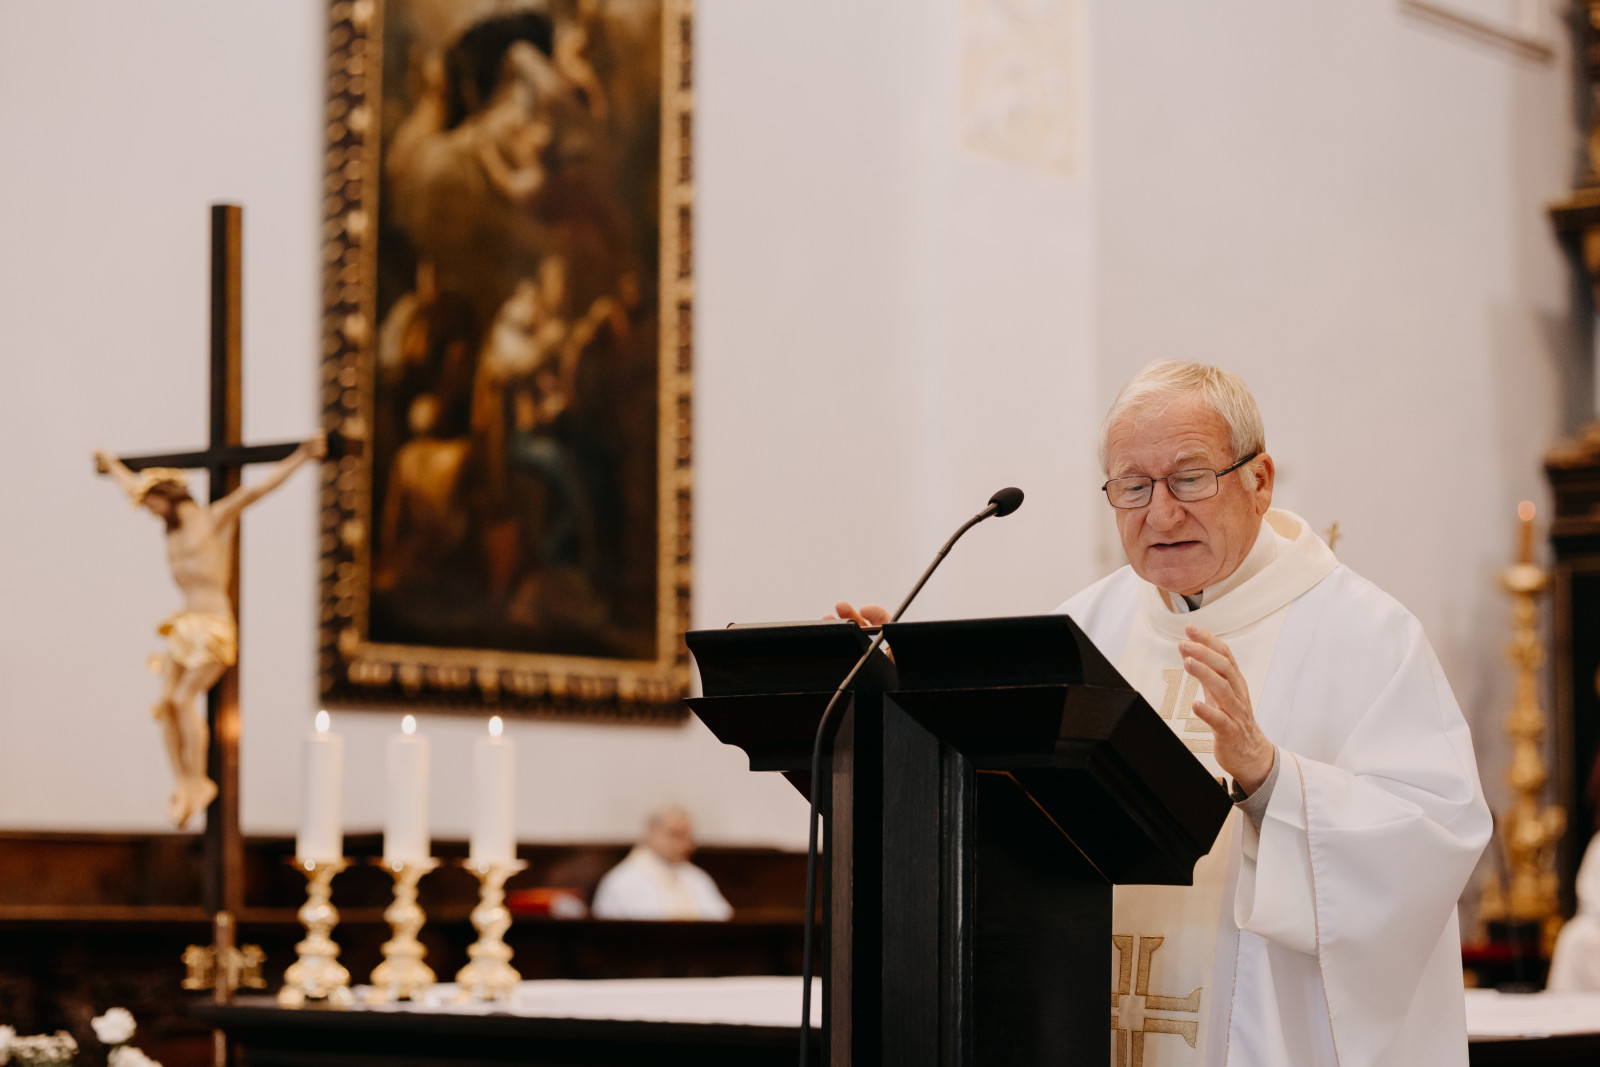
[686,614,1231,1067]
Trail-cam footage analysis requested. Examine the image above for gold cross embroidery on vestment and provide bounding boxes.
[1110,933,1203,1067]
[1159,667,1214,754]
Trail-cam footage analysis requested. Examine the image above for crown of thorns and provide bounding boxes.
[129,468,190,506]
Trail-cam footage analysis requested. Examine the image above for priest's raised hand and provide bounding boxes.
[828,600,890,629]
[1179,623,1275,795]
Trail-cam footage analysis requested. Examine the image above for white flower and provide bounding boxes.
[0,1024,14,1065]
[8,1031,77,1064]
[109,1046,164,1067]
[92,1007,137,1045]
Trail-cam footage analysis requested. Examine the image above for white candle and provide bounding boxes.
[384,714,431,864]
[1518,500,1536,565]
[470,716,517,865]
[297,710,343,862]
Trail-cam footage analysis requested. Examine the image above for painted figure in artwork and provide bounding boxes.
[95,433,327,827]
[357,3,671,664]
[471,256,631,623]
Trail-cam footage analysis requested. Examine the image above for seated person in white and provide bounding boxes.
[591,806,733,920]
[1549,832,1600,990]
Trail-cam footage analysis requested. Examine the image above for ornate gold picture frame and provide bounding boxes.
[317,0,692,721]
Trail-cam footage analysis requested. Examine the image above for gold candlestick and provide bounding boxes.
[1478,503,1566,955]
[455,858,528,1002]
[278,857,354,1008]
[366,857,440,1003]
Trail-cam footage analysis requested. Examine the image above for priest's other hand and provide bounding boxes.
[828,601,890,628]
[1179,623,1275,795]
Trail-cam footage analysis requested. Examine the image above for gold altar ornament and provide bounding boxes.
[456,858,529,1002]
[1478,502,1566,953]
[182,911,265,996]
[279,857,354,1008]
[366,856,440,1003]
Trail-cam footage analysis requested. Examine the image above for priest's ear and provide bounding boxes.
[1249,453,1275,512]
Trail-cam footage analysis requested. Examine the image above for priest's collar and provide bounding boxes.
[1142,510,1340,638]
[1163,518,1281,614]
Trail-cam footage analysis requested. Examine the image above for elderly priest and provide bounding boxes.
[839,360,1491,1066]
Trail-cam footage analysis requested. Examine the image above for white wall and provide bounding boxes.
[0,0,1579,859]
[0,0,329,831]
[697,0,1100,627]
[1090,0,1580,815]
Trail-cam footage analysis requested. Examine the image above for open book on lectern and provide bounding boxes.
[687,613,1231,887]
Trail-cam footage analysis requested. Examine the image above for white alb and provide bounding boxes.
[1057,509,1491,1066]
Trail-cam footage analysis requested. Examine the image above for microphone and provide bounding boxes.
[989,485,1024,517]
[797,486,1024,1065]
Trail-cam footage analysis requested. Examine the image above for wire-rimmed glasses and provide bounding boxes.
[1101,452,1258,510]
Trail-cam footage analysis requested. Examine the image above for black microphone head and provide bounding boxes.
[988,487,1024,517]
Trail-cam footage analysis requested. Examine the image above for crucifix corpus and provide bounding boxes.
[92,204,326,997]
[96,431,322,827]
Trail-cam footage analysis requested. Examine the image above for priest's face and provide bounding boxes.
[1105,394,1274,596]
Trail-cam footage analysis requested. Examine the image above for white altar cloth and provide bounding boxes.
[1466,988,1600,1039]
[349,980,1593,1042]
[352,976,821,1028]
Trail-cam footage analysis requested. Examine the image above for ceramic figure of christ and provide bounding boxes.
[95,433,326,827]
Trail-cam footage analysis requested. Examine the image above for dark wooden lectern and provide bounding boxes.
[687,614,1231,1066]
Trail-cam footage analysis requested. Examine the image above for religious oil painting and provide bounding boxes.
[318,0,693,721]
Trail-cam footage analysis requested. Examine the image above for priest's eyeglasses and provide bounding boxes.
[1101,452,1259,510]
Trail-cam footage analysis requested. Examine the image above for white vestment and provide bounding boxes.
[1548,832,1600,991]
[591,846,734,921]
[1056,510,1490,1066]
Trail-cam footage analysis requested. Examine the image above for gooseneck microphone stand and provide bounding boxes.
[797,487,1023,1066]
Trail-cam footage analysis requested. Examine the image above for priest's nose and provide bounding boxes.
[1145,481,1187,528]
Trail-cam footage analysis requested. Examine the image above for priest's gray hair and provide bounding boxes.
[1098,360,1267,475]
[646,804,690,828]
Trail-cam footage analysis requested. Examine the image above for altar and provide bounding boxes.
[191,982,1600,1067]
[1466,989,1600,1065]
[191,976,820,1067]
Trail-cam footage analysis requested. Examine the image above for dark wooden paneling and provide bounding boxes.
[880,699,941,1065]
[1546,448,1600,910]
[972,772,1109,1064]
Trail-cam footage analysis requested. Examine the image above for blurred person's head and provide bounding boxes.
[641,805,695,865]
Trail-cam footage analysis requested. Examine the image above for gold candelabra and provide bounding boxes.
[1479,505,1566,954]
[455,859,527,1002]
[279,857,354,1007]
[366,857,439,1003]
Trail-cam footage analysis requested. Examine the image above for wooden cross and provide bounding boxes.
[98,204,312,997]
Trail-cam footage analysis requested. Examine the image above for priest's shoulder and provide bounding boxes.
[1052,564,1139,624]
[1299,562,1433,660]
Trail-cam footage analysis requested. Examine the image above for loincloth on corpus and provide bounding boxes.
[156,611,239,673]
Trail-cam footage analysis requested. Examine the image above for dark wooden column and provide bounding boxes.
[1545,433,1600,909]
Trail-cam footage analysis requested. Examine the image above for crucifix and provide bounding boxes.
[93,204,327,1003]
